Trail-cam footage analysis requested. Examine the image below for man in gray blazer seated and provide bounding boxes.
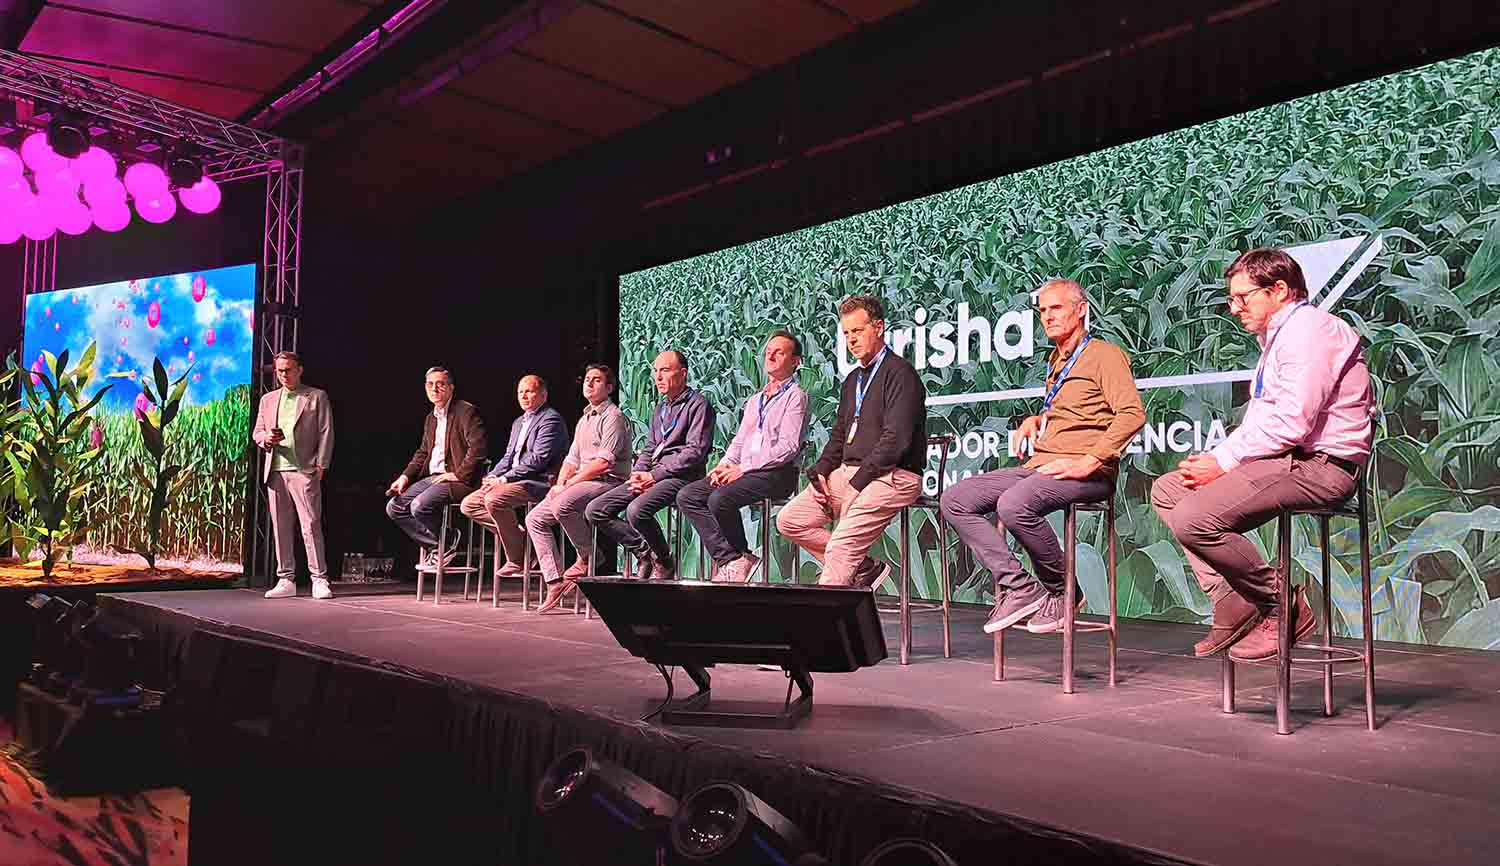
[459,374,569,575]
[253,351,335,600]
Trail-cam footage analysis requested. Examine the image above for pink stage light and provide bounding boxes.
[1,176,29,208]
[0,146,22,184]
[16,196,57,241]
[177,176,221,214]
[73,147,118,185]
[136,192,178,224]
[83,177,127,208]
[93,203,132,232]
[0,214,20,245]
[52,197,93,236]
[123,161,168,199]
[21,132,67,174]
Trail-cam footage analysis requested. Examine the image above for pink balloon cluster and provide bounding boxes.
[0,136,222,244]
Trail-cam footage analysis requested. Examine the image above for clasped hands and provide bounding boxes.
[707,462,744,488]
[1012,415,1102,480]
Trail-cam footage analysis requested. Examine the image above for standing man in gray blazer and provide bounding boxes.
[254,351,335,600]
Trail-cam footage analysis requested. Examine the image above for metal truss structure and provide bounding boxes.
[3,50,302,584]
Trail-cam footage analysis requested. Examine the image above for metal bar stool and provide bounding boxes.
[992,495,1118,693]
[886,433,956,665]
[415,503,480,605]
[1220,478,1375,734]
[754,444,815,584]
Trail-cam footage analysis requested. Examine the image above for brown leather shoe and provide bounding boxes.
[563,556,590,578]
[1227,589,1318,661]
[633,548,656,580]
[651,555,677,581]
[1194,592,1261,657]
[536,579,576,613]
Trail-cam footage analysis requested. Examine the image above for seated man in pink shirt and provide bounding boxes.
[1151,248,1374,661]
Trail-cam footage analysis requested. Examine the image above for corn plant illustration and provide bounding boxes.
[121,358,193,570]
[4,344,113,578]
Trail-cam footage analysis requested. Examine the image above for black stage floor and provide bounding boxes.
[103,584,1498,866]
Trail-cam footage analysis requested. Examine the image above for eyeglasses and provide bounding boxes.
[1227,285,1273,311]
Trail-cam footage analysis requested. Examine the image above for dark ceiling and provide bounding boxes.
[5,0,923,213]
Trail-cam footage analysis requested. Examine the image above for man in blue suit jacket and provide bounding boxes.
[460,374,569,574]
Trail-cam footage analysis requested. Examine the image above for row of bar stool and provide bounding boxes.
[407,454,1377,734]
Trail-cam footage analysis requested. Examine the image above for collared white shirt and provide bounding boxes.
[429,402,449,474]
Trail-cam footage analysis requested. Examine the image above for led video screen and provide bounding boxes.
[621,48,1500,649]
[22,263,256,572]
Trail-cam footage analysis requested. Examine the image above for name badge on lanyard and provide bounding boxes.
[849,348,887,444]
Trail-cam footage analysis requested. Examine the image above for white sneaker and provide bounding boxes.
[736,553,761,583]
[311,577,334,599]
[264,578,296,599]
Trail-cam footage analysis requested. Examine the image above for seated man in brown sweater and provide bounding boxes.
[940,279,1144,634]
[777,294,926,589]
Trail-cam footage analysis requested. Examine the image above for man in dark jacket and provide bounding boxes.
[459,374,568,574]
[386,366,488,566]
[777,295,925,589]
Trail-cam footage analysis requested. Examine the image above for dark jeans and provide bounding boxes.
[585,477,695,560]
[386,475,475,549]
[675,466,798,565]
[939,466,1113,594]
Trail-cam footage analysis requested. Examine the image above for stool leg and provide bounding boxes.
[462,514,473,601]
[899,508,911,666]
[520,517,532,612]
[416,561,425,601]
[1320,514,1333,717]
[573,532,583,615]
[993,631,1005,681]
[1062,505,1077,695]
[760,500,772,583]
[940,513,951,659]
[434,506,449,606]
[1107,499,1118,687]
[492,526,503,608]
[1221,657,1235,713]
[1276,512,1292,735]
[1359,485,1376,731]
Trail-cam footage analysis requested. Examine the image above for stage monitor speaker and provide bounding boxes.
[577,578,886,728]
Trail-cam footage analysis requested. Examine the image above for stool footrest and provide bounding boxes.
[415,565,481,574]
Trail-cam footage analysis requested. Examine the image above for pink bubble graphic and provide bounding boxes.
[70,295,78,304]
[120,336,127,347]
[191,373,201,383]
[182,337,190,346]
[122,316,131,329]
[204,328,216,346]
[187,350,196,362]
[192,275,207,302]
[115,355,123,364]
[147,300,161,328]
[53,322,59,331]
[44,306,50,318]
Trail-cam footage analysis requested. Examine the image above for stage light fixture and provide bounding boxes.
[21,130,67,174]
[858,839,959,866]
[74,146,118,184]
[0,144,22,184]
[535,746,679,863]
[26,593,78,689]
[46,112,90,159]
[136,190,178,224]
[165,146,204,188]
[123,160,168,199]
[669,781,812,865]
[178,175,222,214]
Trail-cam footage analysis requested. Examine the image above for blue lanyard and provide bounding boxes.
[1253,304,1306,399]
[658,399,684,438]
[853,347,888,419]
[757,379,795,431]
[1042,335,1091,411]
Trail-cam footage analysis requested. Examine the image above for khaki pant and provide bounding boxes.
[775,465,921,585]
[268,469,326,580]
[459,482,538,568]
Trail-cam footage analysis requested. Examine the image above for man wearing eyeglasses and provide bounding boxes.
[1151,248,1373,661]
[941,279,1144,634]
[386,366,489,570]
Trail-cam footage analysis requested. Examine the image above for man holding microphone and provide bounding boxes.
[253,351,335,600]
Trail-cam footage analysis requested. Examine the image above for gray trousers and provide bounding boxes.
[268,469,327,580]
[939,467,1112,594]
[1151,452,1357,612]
[525,479,618,583]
